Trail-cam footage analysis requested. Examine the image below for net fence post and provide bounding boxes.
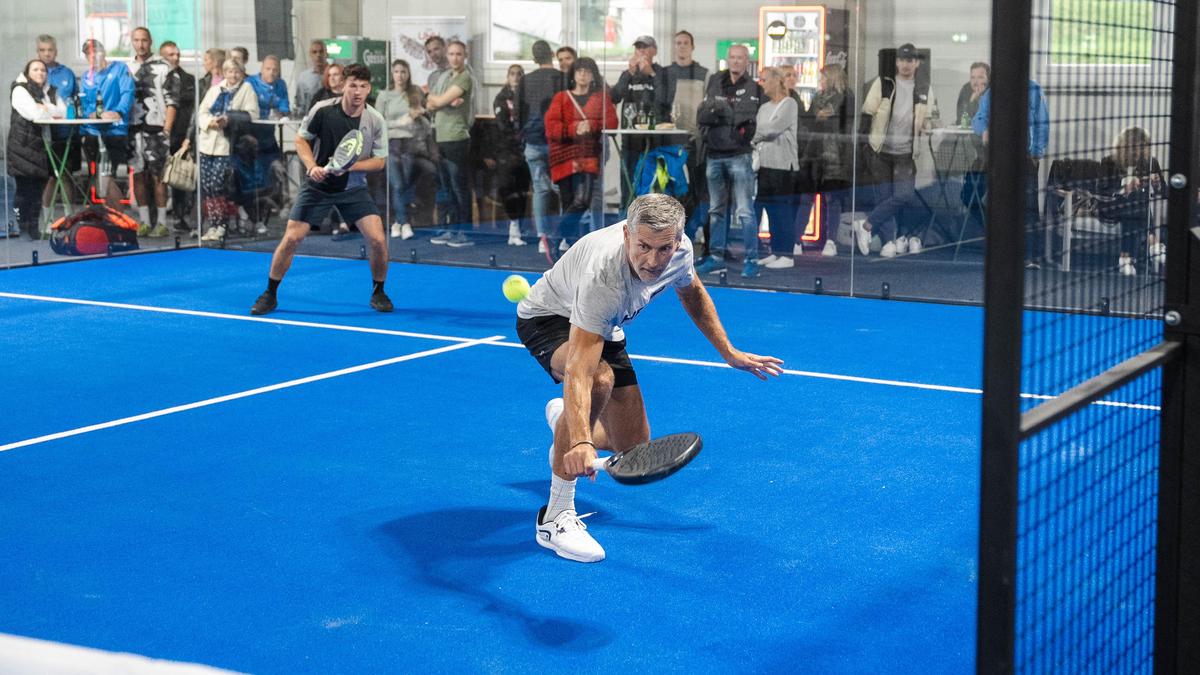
[1157,1,1200,671]
[978,0,1032,672]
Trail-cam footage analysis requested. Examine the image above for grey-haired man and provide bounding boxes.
[515,193,784,563]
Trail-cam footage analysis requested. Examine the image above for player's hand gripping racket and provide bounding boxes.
[589,432,702,485]
[324,129,364,175]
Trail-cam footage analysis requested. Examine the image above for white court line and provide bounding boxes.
[0,292,1161,412]
[0,335,505,453]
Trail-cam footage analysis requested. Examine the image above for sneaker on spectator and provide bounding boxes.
[759,254,779,266]
[741,260,762,278]
[255,223,268,235]
[764,256,794,269]
[908,237,923,255]
[1118,254,1136,276]
[430,230,453,245]
[201,225,225,242]
[1025,260,1041,270]
[137,223,151,237]
[851,218,871,255]
[694,256,727,275]
[1149,242,1166,271]
[401,223,414,240]
[559,239,569,252]
[390,222,403,238]
[537,238,548,254]
[447,232,475,248]
[508,220,526,246]
[793,243,804,256]
[148,224,170,237]
[822,240,838,257]
[880,240,897,258]
[894,236,909,255]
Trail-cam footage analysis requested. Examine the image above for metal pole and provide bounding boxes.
[977,0,1033,671]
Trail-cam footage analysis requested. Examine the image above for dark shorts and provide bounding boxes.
[129,128,170,175]
[516,314,638,388]
[82,134,130,177]
[289,185,380,226]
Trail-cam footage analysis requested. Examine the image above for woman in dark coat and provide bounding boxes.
[802,63,855,256]
[483,64,531,245]
[1099,126,1164,276]
[8,59,67,239]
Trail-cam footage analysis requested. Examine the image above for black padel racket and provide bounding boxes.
[589,432,702,485]
[324,129,364,174]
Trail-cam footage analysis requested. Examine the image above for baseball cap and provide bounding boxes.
[633,35,657,49]
[897,43,922,60]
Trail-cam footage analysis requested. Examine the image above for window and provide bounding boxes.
[578,0,655,62]
[147,0,197,53]
[79,0,135,58]
[1050,0,1153,65]
[490,0,565,62]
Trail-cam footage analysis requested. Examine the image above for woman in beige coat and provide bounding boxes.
[196,59,258,241]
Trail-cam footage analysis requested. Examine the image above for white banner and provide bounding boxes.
[390,16,470,91]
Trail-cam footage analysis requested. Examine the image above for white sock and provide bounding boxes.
[138,206,150,224]
[546,474,577,521]
[156,207,167,225]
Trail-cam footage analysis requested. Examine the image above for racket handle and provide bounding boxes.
[590,457,608,474]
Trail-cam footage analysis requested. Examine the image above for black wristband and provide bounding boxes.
[570,440,596,451]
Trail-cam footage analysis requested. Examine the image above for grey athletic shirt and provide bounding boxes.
[517,222,695,341]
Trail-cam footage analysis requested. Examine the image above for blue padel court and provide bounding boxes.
[2,249,995,672]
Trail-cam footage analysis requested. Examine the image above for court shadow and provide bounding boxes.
[375,507,614,651]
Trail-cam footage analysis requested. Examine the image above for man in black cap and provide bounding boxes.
[612,35,664,208]
[853,42,939,259]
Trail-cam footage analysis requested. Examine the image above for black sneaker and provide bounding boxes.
[250,292,277,315]
[370,291,394,313]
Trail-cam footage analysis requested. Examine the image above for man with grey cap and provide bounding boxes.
[611,35,663,206]
[853,42,939,258]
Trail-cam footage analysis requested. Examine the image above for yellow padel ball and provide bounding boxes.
[502,274,530,303]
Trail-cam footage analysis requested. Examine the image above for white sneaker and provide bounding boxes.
[559,239,570,252]
[255,223,268,235]
[536,506,605,562]
[895,236,909,255]
[880,240,898,258]
[1118,254,1136,276]
[852,218,871,255]
[201,225,225,242]
[822,240,838,257]
[759,254,779,266]
[1149,242,1166,270]
[390,222,402,238]
[538,239,548,254]
[401,223,414,240]
[793,243,804,256]
[764,256,794,269]
[508,220,527,246]
[908,237,923,254]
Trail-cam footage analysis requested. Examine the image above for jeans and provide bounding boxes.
[388,138,437,225]
[554,173,596,241]
[524,143,555,236]
[436,139,471,231]
[757,167,798,256]
[706,153,757,261]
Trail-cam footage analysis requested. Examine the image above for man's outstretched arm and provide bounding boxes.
[676,275,784,380]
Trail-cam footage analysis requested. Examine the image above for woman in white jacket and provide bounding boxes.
[7,59,67,239]
[196,59,258,241]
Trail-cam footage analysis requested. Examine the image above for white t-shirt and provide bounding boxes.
[517,222,695,341]
[883,77,915,154]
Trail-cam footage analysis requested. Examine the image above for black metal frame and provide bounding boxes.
[1156,0,1200,670]
[977,0,1033,671]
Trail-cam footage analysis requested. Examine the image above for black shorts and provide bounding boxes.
[516,314,638,388]
[289,185,380,226]
[81,134,130,177]
[129,128,170,175]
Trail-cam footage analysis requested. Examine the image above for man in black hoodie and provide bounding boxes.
[515,40,566,251]
[695,44,762,278]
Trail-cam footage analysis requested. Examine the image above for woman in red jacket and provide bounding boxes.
[543,57,616,255]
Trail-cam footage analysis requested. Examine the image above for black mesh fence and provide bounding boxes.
[1011,0,1174,670]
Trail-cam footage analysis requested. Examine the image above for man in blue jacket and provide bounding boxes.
[36,34,79,207]
[973,78,1050,267]
[79,39,135,211]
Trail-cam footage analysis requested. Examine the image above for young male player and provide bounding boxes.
[250,63,390,315]
[515,193,784,562]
